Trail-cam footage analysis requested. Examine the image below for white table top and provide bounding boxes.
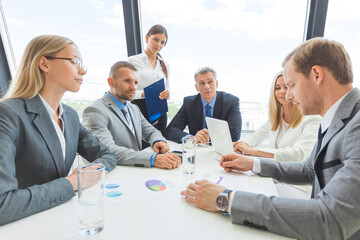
[0,142,292,240]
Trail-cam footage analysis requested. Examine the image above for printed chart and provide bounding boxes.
[145,180,167,191]
[104,176,181,204]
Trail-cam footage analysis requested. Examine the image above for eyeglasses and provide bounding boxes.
[44,56,87,73]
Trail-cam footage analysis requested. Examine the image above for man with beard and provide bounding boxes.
[83,61,180,169]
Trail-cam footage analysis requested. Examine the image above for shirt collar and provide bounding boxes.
[141,51,161,63]
[140,51,148,60]
[38,94,63,119]
[107,92,127,111]
[321,91,350,133]
[201,94,217,109]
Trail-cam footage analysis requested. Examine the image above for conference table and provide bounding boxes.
[0,142,292,240]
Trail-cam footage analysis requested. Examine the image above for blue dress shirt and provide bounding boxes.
[181,95,217,142]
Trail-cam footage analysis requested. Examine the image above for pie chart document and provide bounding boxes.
[145,179,167,191]
[104,175,182,204]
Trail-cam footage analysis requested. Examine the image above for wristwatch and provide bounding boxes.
[216,189,232,213]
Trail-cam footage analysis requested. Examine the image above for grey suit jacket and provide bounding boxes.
[0,95,117,226]
[82,93,166,167]
[231,88,360,240]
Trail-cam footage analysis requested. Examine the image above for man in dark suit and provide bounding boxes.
[181,38,360,239]
[165,67,242,143]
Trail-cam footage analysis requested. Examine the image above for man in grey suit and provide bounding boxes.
[83,61,181,169]
[181,38,360,239]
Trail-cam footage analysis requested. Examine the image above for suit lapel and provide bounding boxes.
[25,96,66,177]
[128,103,142,148]
[316,88,360,159]
[193,94,204,131]
[62,107,78,172]
[313,88,360,191]
[103,94,137,140]
[213,91,222,118]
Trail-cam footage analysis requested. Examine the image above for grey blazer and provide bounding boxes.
[231,88,360,240]
[82,93,166,167]
[0,95,117,226]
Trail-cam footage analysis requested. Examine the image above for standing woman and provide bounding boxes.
[234,71,321,162]
[128,24,170,136]
[0,35,117,226]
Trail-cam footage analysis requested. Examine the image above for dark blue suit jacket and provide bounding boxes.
[165,91,242,143]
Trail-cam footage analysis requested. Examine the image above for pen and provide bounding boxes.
[81,166,110,171]
[98,167,110,171]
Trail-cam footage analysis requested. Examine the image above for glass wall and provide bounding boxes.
[324,0,360,90]
[2,0,128,114]
[140,0,308,131]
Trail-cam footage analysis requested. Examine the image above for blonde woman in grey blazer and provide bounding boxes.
[182,39,360,239]
[0,35,117,226]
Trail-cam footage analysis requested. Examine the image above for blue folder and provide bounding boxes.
[144,79,168,122]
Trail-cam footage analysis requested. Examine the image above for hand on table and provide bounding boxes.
[66,164,107,191]
[153,141,170,154]
[154,152,181,169]
[233,141,254,155]
[180,180,226,212]
[220,153,254,172]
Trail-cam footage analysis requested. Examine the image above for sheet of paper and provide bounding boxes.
[201,172,249,191]
[104,175,182,204]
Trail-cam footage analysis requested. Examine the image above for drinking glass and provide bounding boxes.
[77,163,105,236]
[182,137,197,174]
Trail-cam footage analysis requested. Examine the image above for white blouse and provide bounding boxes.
[38,94,65,161]
[128,52,170,99]
[275,119,289,148]
[244,115,322,162]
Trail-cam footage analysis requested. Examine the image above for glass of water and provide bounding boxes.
[182,137,197,174]
[77,163,105,236]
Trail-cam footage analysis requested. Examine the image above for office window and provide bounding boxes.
[325,0,360,89]
[140,0,308,130]
[1,0,127,113]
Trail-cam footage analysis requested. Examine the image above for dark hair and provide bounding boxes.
[147,24,168,79]
[109,61,137,79]
[282,38,353,85]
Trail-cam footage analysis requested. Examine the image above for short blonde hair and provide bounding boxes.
[282,38,353,85]
[3,35,74,100]
[269,71,303,130]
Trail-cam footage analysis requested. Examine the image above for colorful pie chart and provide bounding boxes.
[145,179,166,191]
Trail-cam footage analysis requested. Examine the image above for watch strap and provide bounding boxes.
[217,189,233,213]
[222,189,232,195]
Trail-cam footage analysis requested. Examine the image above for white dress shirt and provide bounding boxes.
[321,91,350,133]
[128,52,170,99]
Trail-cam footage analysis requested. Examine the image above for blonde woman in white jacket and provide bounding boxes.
[234,71,321,162]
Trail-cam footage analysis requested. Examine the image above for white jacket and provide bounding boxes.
[245,115,322,162]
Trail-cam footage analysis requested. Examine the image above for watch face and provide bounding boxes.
[216,195,229,211]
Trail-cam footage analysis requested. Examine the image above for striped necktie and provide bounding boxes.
[122,107,135,135]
